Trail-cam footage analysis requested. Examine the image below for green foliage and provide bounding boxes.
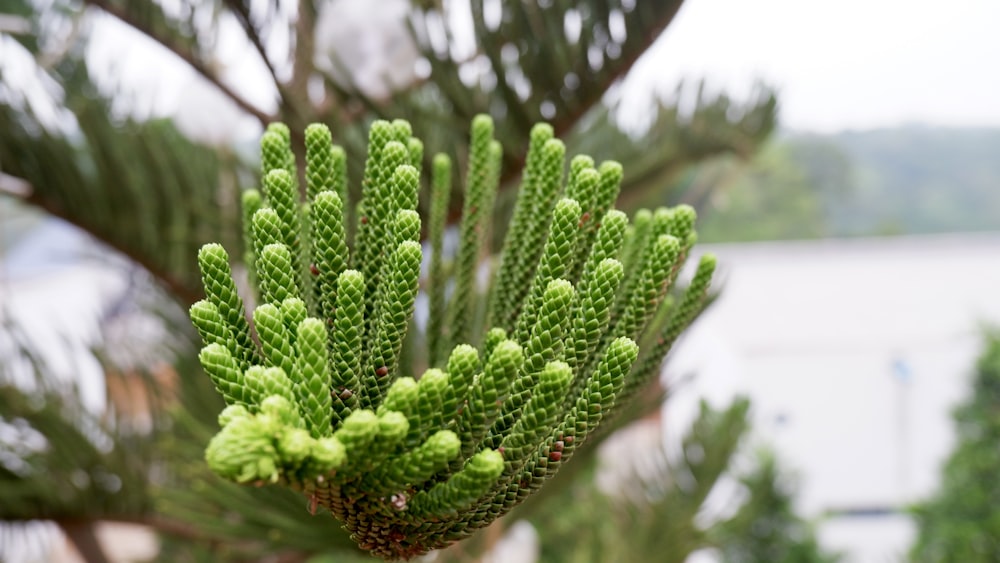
[528,402,837,563]
[713,451,839,563]
[193,117,714,559]
[0,97,245,304]
[696,126,1000,243]
[0,378,155,522]
[696,145,833,243]
[1,2,780,560]
[1,1,776,313]
[910,332,1000,561]
[821,127,1000,236]
[530,398,752,563]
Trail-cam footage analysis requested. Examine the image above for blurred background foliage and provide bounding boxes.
[0,0,870,561]
[909,332,1000,562]
[688,127,1000,244]
[0,0,778,302]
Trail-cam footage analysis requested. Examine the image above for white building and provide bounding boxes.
[667,232,1000,561]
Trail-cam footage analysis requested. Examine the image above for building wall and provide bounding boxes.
[665,232,1000,561]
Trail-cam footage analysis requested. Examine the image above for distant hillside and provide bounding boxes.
[697,126,1000,243]
[818,126,1000,236]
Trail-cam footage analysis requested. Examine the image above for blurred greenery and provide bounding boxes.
[529,398,753,563]
[910,332,1000,561]
[712,450,839,563]
[697,126,1000,243]
[825,127,1000,236]
[696,144,834,243]
[0,0,777,303]
[522,399,838,563]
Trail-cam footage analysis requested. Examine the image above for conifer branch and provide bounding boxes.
[190,116,713,560]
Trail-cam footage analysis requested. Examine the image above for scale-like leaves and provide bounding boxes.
[191,117,714,559]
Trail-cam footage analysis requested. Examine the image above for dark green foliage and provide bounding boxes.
[910,333,1000,561]
[713,451,839,563]
[530,398,753,563]
[529,401,837,563]
[0,97,245,305]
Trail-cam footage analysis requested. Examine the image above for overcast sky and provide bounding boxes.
[77,0,1000,138]
[632,0,1000,132]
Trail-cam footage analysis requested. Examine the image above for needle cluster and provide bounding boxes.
[190,116,715,559]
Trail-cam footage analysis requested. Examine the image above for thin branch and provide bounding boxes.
[109,515,312,562]
[82,0,273,126]
[548,4,685,142]
[439,3,686,226]
[57,521,111,563]
[286,0,319,124]
[11,181,204,305]
[221,0,282,87]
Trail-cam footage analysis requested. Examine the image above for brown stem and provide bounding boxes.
[18,186,204,305]
[285,0,319,126]
[221,0,282,86]
[57,520,111,563]
[547,4,684,142]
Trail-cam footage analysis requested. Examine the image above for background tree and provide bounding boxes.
[694,142,836,243]
[712,449,839,563]
[0,0,778,560]
[1,0,776,303]
[525,398,838,563]
[910,332,1000,562]
[529,398,753,563]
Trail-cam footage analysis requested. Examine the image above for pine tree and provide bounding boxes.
[713,450,839,563]
[1,0,776,305]
[910,333,1000,561]
[528,403,838,563]
[1,2,778,560]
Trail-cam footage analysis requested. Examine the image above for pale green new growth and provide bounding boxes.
[305,123,336,201]
[488,123,555,332]
[252,304,294,376]
[330,269,363,424]
[513,198,582,344]
[446,116,496,351]
[196,244,257,368]
[261,123,294,179]
[295,317,332,438]
[445,344,480,419]
[192,116,713,560]
[310,190,350,320]
[240,190,263,293]
[427,153,452,366]
[198,343,246,406]
[190,300,233,352]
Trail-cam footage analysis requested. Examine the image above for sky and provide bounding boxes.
[632,0,1000,132]
[70,0,1000,138]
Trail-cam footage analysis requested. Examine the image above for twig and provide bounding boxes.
[57,521,111,563]
[221,0,282,87]
[13,178,204,305]
[82,0,273,126]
